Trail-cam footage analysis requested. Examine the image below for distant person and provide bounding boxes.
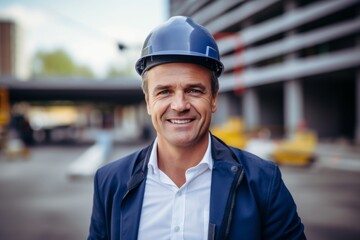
[20,116,34,146]
[88,16,306,240]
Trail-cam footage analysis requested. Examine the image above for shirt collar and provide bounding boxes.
[148,133,213,176]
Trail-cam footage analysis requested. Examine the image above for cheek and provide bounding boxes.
[145,96,151,115]
[198,96,217,113]
[148,98,167,117]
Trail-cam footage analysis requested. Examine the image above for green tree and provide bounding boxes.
[106,64,133,78]
[32,49,94,77]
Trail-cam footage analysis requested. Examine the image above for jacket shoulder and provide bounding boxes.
[97,152,135,177]
[95,145,149,187]
[231,147,277,177]
[230,147,280,206]
[230,148,305,239]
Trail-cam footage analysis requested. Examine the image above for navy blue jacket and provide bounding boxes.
[88,135,306,239]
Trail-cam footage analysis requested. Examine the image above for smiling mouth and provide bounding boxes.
[168,119,192,124]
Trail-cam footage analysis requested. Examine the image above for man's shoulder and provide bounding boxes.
[95,144,150,182]
[98,151,138,174]
[211,134,277,176]
[230,146,278,178]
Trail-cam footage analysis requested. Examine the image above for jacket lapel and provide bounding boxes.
[209,135,243,240]
[119,136,243,240]
[120,144,152,240]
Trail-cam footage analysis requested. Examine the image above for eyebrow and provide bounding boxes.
[152,84,171,94]
[187,83,206,91]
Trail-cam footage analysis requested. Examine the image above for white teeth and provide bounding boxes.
[170,119,191,124]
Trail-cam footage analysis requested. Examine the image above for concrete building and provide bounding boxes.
[169,0,360,144]
[0,20,28,79]
[0,20,15,76]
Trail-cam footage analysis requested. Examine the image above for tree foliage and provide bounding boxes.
[32,49,94,77]
[106,64,133,78]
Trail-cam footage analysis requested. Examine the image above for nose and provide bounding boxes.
[171,91,190,112]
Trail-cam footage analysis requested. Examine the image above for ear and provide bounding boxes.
[211,92,218,113]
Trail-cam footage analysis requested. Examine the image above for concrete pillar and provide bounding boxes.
[243,88,260,131]
[213,94,229,125]
[285,79,304,138]
[284,0,303,139]
[355,70,360,145]
[211,92,241,125]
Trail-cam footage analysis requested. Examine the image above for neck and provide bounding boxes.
[156,135,209,187]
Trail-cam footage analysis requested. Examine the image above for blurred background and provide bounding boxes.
[0,0,359,239]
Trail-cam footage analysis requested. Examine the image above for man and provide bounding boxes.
[88,16,306,240]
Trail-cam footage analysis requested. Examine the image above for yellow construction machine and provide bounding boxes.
[272,129,317,166]
[210,117,248,149]
[211,116,317,166]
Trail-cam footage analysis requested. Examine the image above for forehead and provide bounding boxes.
[147,62,211,87]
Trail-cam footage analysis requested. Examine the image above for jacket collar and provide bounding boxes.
[210,133,242,166]
[121,134,244,240]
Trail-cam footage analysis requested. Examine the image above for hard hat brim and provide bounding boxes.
[136,54,223,77]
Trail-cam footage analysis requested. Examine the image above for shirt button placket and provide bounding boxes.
[171,189,185,240]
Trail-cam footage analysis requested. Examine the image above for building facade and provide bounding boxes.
[0,20,28,79]
[0,20,15,76]
[169,0,360,144]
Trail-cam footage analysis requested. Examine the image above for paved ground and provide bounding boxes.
[0,143,143,240]
[0,142,359,240]
[281,166,360,239]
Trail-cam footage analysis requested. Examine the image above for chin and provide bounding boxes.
[166,133,206,148]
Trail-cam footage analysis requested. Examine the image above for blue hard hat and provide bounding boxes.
[135,16,224,77]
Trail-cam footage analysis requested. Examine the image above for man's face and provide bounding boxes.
[145,62,218,148]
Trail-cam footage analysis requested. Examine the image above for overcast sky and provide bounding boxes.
[0,0,167,77]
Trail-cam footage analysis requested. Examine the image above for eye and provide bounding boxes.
[157,89,170,95]
[188,89,203,94]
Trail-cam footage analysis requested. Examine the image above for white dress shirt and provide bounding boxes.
[138,135,213,240]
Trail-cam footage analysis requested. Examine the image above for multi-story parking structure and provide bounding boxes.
[169,0,360,143]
